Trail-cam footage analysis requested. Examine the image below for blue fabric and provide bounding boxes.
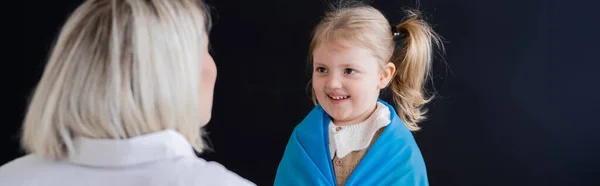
[274,100,429,186]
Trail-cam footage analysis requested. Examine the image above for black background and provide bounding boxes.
[7,0,600,185]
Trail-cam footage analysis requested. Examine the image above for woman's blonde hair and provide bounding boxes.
[310,3,443,131]
[21,0,212,160]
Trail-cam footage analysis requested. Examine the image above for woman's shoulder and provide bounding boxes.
[0,154,256,186]
[0,154,55,185]
[0,154,51,173]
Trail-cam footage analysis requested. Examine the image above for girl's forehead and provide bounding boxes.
[315,41,373,57]
[313,42,378,65]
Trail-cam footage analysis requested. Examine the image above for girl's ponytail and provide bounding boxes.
[390,10,442,131]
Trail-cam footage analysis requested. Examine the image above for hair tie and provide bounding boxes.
[391,25,406,48]
[391,26,400,36]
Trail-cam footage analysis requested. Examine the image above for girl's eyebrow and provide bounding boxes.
[338,61,364,69]
[314,61,361,68]
[340,63,357,68]
[313,61,327,66]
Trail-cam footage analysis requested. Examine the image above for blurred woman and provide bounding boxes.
[0,0,255,185]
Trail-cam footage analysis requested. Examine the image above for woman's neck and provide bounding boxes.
[332,103,378,126]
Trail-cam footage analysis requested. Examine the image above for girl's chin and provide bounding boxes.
[324,108,352,121]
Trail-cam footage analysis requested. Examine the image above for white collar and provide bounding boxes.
[68,129,196,167]
[329,102,391,159]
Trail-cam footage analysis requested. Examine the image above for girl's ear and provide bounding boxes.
[379,62,396,89]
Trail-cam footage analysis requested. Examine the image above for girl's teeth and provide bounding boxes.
[331,96,348,100]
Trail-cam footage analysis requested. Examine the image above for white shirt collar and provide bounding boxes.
[68,129,196,167]
[329,102,391,159]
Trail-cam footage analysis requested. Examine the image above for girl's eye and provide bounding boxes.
[344,68,356,74]
[315,67,327,73]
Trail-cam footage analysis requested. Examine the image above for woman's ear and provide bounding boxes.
[379,62,396,89]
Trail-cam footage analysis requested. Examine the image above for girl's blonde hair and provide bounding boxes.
[310,3,443,131]
[21,0,212,160]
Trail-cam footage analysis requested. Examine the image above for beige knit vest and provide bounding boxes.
[331,127,385,186]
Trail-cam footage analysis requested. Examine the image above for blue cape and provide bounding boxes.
[274,100,428,186]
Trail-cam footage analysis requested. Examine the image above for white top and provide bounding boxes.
[0,130,256,186]
[329,102,391,159]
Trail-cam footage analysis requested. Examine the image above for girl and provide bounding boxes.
[274,3,443,186]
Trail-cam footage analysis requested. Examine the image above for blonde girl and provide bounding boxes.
[275,3,443,186]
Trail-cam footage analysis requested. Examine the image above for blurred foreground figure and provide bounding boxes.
[0,0,255,185]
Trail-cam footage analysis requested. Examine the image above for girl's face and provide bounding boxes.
[312,40,395,126]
